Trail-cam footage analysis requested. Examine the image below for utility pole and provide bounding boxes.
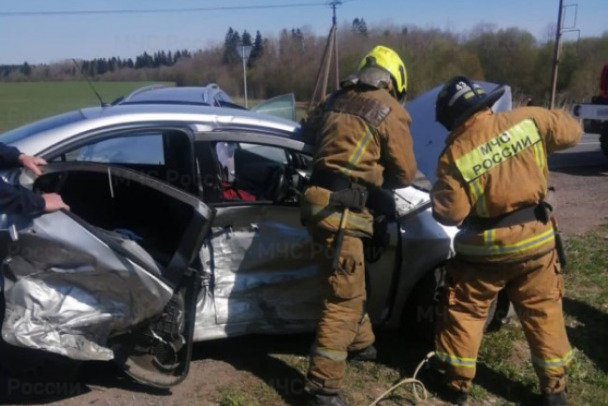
[550,0,565,109]
[550,1,579,109]
[331,1,341,90]
[308,1,342,112]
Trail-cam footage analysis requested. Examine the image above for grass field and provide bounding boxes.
[0,82,307,134]
[0,81,172,132]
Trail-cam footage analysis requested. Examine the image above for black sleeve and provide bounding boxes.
[0,180,45,215]
[0,143,22,169]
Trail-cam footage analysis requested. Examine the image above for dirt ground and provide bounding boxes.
[548,164,608,237]
[2,163,608,406]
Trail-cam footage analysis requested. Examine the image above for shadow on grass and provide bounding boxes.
[376,330,540,406]
[190,330,438,405]
[0,359,171,405]
[563,297,608,373]
[191,333,313,406]
[474,363,539,406]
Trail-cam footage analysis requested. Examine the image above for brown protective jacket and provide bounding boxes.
[301,86,417,236]
[431,107,582,263]
[304,86,417,189]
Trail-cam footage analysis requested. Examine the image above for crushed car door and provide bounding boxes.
[191,138,322,339]
[0,162,215,388]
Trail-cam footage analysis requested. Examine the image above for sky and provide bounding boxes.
[0,0,606,65]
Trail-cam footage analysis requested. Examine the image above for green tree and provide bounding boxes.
[20,62,31,76]
[222,27,241,64]
[466,27,537,95]
[249,30,264,65]
[352,18,368,36]
[242,30,253,46]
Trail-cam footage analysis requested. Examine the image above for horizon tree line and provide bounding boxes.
[1,21,607,106]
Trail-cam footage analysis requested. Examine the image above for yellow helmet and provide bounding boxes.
[358,45,407,98]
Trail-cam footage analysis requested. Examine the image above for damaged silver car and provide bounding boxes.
[0,83,511,387]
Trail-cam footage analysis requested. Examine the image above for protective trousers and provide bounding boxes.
[306,227,374,393]
[436,249,571,394]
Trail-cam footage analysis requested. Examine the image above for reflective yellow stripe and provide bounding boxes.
[471,178,489,217]
[342,123,373,176]
[483,228,496,246]
[532,350,573,369]
[468,178,481,205]
[435,351,477,368]
[533,142,542,171]
[305,203,373,233]
[456,227,555,256]
[468,177,489,217]
[539,143,546,172]
[534,141,548,191]
[455,119,542,182]
[311,345,348,361]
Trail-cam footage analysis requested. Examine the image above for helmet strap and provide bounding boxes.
[388,79,406,103]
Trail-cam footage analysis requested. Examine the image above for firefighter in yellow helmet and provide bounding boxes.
[428,76,581,406]
[300,45,417,406]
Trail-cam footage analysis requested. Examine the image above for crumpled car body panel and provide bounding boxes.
[1,163,213,366]
[2,212,173,361]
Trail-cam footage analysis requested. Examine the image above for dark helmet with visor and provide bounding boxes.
[435,76,506,131]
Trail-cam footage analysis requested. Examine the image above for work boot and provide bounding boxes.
[417,361,468,405]
[347,344,377,361]
[541,391,567,406]
[442,388,469,406]
[304,392,351,406]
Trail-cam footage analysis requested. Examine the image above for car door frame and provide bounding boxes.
[190,129,328,338]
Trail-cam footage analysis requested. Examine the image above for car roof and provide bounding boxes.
[5,102,302,157]
[115,84,242,108]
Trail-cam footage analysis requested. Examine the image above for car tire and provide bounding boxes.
[401,265,508,343]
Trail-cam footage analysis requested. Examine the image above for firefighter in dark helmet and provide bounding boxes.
[428,76,581,406]
[300,45,417,406]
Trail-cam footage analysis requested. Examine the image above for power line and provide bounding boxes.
[0,2,335,17]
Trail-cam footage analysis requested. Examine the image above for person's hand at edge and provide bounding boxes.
[42,193,70,212]
[19,154,47,177]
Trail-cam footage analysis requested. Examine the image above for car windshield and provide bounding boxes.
[0,111,85,145]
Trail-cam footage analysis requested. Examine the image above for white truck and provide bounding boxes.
[572,63,608,158]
